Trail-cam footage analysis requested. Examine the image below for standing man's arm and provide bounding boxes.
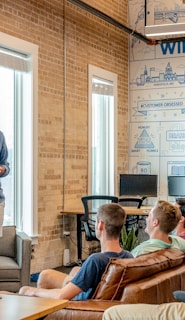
[0,131,10,177]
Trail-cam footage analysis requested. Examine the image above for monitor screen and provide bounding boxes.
[168,176,185,197]
[120,174,158,197]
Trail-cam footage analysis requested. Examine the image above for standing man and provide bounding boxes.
[0,131,10,236]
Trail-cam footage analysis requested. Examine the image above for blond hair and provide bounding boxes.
[153,200,181,233]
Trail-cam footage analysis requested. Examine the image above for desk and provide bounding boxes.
[61,207,151,261]
[61,207,151,216]
[0,294,68,320]
[123,206,151,215]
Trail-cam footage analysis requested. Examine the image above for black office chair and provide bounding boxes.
[118,197,144,235]
[81,195,119,241]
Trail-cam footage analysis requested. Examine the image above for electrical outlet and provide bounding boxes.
[63,231,70,236]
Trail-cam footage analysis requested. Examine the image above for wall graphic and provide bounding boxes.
[128,0,185,204]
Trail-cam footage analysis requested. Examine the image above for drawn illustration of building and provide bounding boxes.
[131,62,185,86]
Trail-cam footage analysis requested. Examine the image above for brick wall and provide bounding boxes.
[0,0,128,272]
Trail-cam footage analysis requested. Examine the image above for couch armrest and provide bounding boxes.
[44,300,121,320]
[66,300,121,311]
[16,231,32,286]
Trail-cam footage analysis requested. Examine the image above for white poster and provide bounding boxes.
[128,0,185,202]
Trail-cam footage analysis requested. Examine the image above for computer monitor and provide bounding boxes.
[120,174,158,197]
[168,176,185,197]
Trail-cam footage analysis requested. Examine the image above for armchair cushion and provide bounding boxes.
[0,226,16,257]
[0,256,20,280]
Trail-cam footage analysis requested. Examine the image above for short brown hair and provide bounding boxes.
[97,203,126,238]
[176,198,185,217]
[153,200,181,234]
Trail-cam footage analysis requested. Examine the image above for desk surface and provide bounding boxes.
[61,206,151,216]
[0,294,68,320]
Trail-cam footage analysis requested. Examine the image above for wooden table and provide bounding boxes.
[61,206,151,216]
[123,206,151,215]
[0,294,68,320]
[60,206,151,261]
[60,206,152,216]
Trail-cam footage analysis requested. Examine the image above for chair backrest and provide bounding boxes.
[81,195,119,221]
[0,226,16,258]
[81,195,119,241]
[118,197,144,234]
[118,197,143,208]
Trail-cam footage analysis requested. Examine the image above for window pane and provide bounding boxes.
[92,91,114,195]
[0,33,38,239]
[0,67,14,225]
[89,67,116,196]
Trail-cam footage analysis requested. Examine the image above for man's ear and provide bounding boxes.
[153,218,159,227]
[98,219,104,231]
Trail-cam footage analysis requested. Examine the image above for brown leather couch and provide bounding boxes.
[45,248,185,320]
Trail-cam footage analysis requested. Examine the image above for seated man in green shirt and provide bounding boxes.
[131,200,185,257]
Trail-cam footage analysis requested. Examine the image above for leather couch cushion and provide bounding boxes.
[93,248,184,300]
[120,264,185,304]
[0,226,16,257]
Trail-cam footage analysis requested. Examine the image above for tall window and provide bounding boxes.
[0,33,38,241]
[88,65,117,196]
[0,67,14,225]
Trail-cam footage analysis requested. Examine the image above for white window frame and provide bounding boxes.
[0,32,38,243]
[88,64,117,195]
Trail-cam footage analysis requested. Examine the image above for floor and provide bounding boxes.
[30,265,73,287]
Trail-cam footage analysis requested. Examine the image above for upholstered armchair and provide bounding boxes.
[0,225,32,292]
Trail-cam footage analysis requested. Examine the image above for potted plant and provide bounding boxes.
[120,226,140,251]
